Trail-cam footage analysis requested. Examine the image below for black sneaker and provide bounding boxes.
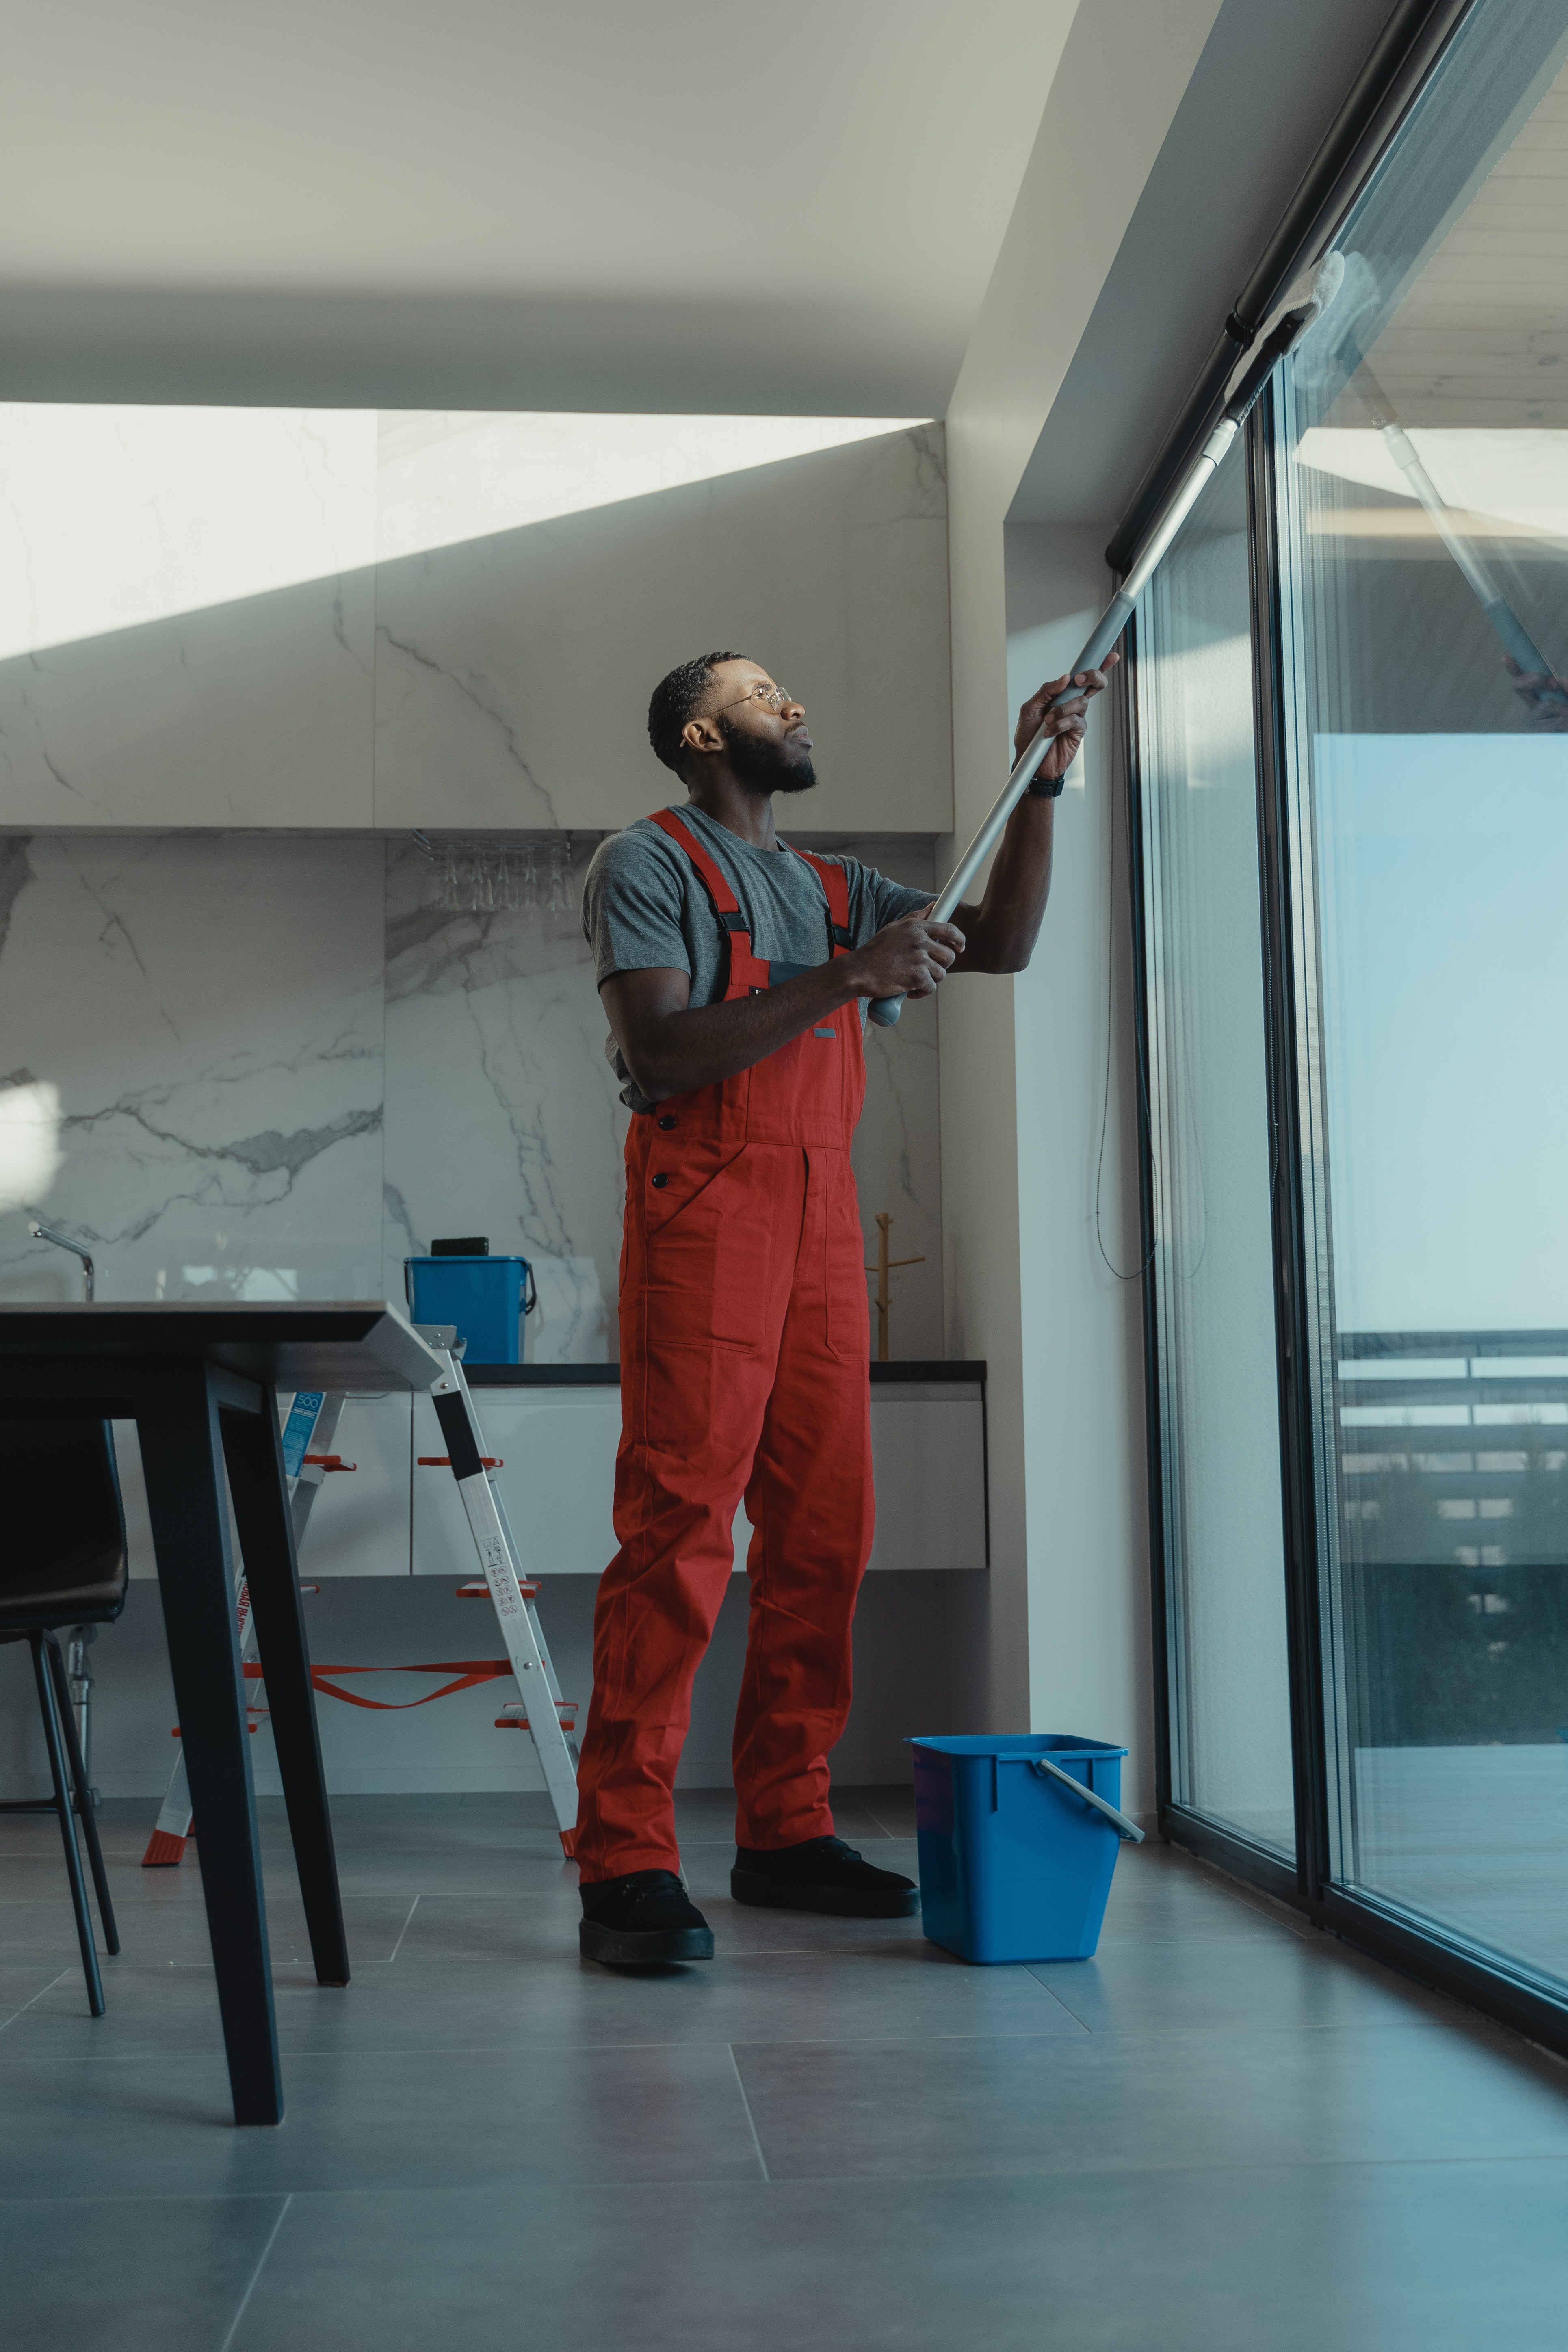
[579,1869,715,1964]
[731,1834,920,1919]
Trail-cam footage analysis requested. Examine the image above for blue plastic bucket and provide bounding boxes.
[404,1255,534,1363]
[908,1733,1134,1964]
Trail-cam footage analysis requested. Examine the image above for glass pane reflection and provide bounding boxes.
[1137,448,1297,1858]
[1278,0,1568,1980]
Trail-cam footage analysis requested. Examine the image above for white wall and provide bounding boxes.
[938,0,1225,1812]
[1005,525,1153,1800]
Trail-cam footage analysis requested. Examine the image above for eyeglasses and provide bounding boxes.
[710,681,795,716]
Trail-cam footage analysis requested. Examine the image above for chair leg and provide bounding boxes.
[31,1632,106,2018]
[44,1634,119,1958]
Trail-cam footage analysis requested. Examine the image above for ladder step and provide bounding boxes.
[418,1455,503,1468]
[457,1578,537,1599]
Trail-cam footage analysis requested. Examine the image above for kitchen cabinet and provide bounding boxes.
[414,1370,986,1578]
[411,1386,619,1581]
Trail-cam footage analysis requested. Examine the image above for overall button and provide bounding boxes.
[658,1115,677,1130]
[651,1172,671,1189]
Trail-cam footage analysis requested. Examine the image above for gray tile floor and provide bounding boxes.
[4,1788,1568,2350]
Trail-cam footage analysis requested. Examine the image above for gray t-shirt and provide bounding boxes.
[583,806,930,1113]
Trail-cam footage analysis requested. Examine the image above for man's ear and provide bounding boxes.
[680,715,724,758]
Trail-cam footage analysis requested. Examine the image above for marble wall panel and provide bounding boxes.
[383,831,945,1364]
[372,422,950,838]
[382,839,625,1360]
[0,827,943,1358]
[0,834,386,1302]
[0,409,376,829]
[0,409,950,840]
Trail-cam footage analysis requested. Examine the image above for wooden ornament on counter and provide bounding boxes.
[864,1212,925,1364]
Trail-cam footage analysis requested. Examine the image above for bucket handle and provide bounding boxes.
[1026,1754,1145,1842]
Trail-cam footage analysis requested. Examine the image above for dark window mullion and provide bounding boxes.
[1120,623,1176,1823]
[1246,383,1334,1907]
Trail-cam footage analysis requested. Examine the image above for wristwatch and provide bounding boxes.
[1025,769,1066,798]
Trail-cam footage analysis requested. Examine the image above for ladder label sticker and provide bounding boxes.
[280,1390,326,1481]
[475,1532,521,1615]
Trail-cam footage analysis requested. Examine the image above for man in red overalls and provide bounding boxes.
[576,648,1114,1963]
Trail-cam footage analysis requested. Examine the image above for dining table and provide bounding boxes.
[0,1301,446,2125]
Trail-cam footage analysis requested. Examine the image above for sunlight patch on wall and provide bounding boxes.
[1295,428,1568,541]
[373,411,926,565]
[0,405,928,664]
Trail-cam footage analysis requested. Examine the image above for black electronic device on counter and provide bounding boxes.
[430,1236,488,1256]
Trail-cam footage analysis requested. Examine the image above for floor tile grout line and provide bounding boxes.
[7,2152,1568,2220]
[0,1969,71,2034]
[388,1895,420,1964]
[0,2027,1052,2064]
[218,2192,292,2352]
[0,2015,1514,2068]
[727,2044,771,2183]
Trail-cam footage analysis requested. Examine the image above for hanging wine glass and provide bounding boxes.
[546,842,568,915]
[477,849,498,913]
[521,847,541,913]
[439,843,462,912]
[500,847,521,912]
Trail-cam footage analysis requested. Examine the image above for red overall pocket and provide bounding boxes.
[640,1145,775,1351]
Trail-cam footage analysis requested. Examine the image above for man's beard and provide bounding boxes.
[718,715,818,796]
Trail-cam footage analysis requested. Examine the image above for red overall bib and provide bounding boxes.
[574,809,874,1882]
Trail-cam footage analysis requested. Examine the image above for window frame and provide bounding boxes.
[1128,281,1568,2075]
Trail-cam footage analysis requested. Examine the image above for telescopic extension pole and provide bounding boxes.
[868,256,1347,1028]
[1377,422,1568,717]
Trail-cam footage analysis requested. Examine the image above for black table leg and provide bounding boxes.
[221,1390,349,1987]
[45,1634,119,1955]
[30,1633,106,2019]
[138,1361,283,2127]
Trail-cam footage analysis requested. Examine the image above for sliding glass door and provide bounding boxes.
[1135,0,1568,2027]
[1274,1,1568,1983]
[1136,446,1296,1860]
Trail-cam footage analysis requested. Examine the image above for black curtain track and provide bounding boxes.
[1105,0,1477,578]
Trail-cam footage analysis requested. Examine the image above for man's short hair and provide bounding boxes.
[648,651,752,775]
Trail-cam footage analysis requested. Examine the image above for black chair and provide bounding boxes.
[0,1419,127,2014]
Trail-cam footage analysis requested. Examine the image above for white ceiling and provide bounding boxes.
[0,0,1077,414]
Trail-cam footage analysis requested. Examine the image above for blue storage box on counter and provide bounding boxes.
[908,1733,1141,1964]
[404,1254,535,1363]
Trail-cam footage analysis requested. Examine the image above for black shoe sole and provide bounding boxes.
[579,1919,714,1965]
[730,1868,920,1919]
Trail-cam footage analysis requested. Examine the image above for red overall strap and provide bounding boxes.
[648,810,851,977]
[788,847,853,959]
[648,808,744,921]
[647,807,769,990]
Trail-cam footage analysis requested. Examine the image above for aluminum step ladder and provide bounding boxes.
[143,1360,578,1865]
[423,1343,580,1851]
